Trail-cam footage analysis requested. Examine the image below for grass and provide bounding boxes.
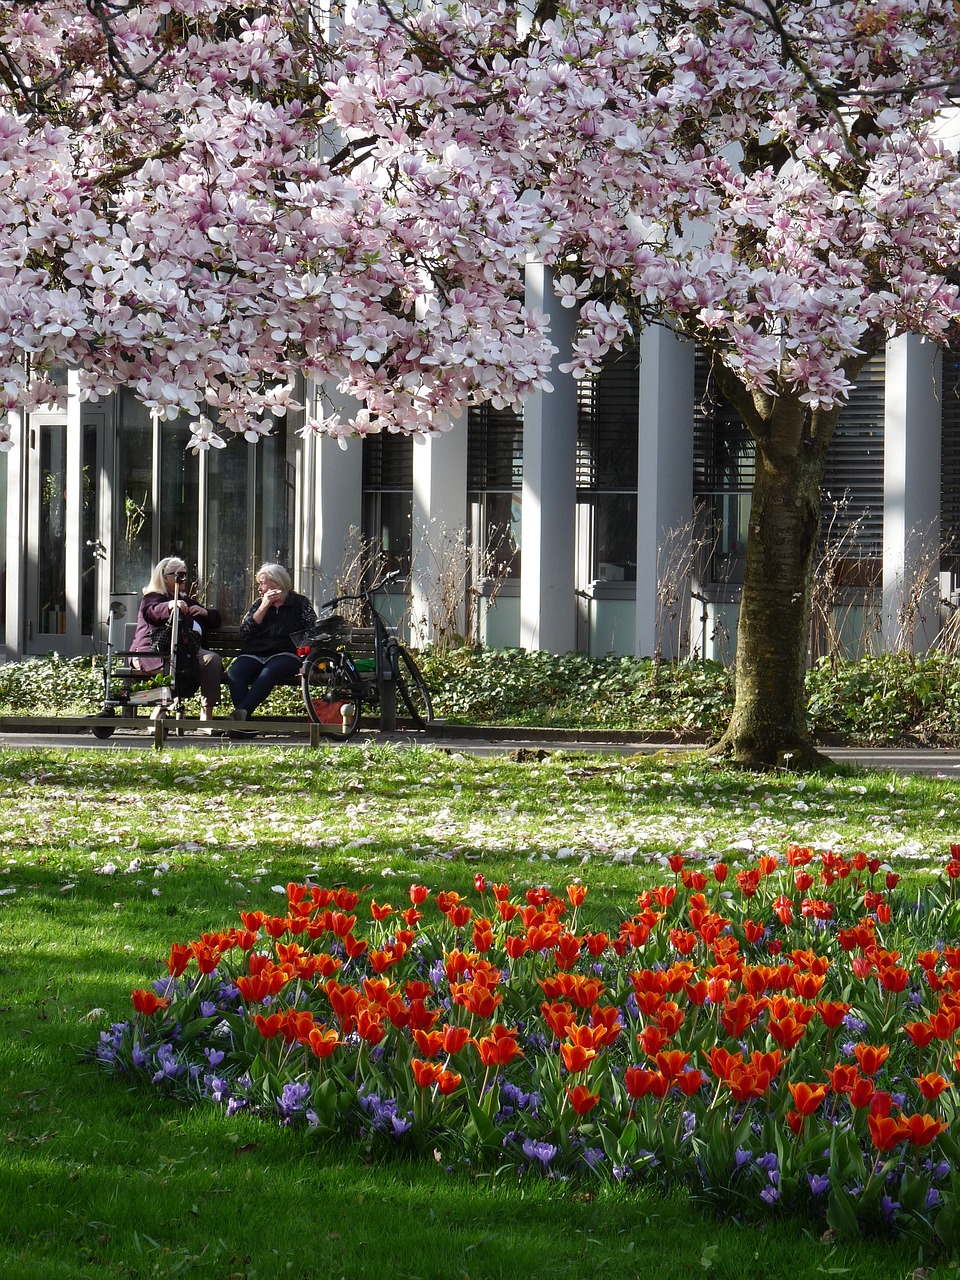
[2,742,959,1278]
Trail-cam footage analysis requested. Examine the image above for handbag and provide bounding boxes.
[148,616,198,655]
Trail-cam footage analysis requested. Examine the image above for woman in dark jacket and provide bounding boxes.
[225,563,317,720]
[131,556,223,724]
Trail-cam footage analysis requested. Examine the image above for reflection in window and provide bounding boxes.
[159,419,198,575]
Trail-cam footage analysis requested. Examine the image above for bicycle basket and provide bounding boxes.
[292,614,350,648]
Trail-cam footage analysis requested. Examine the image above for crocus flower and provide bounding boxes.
[522,1138,558,1168]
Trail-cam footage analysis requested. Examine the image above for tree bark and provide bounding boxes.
[709,387,840,770]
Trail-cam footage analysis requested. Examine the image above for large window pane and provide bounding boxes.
[0,446,5,643]
[159,420,198,578]
[38,425,67,634]
[81,423,99,635]
[256,430,295,572]
[113,392,154,594]
[206,443,252,625]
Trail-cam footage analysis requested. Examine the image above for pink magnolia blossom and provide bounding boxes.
[0,0,958,444]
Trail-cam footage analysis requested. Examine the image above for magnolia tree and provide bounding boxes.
[3,0,960,766]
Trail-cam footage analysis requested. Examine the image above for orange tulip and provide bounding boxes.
[307,1026,339,1059]
[412,1029,444,1058]
[566,1083,600,1115]
[411,1058,441,1088]
[355,1007,385,1045]
[929,1009,958,1039]
[252,1012,283,1038]
[561,1042,598,1073]
[768,1016,808,1050]
[441,1023,472,1055]
[849,1075,876,1110]
[815,1000,850,1028]
[436,1069,462,1096]
[787,1081,828,1116]
[637,1025,670,1057]
[477,1024,523,1067]
[901,1113,947,1146]
[825,1063,859,1094]
[867,1114,907,1152]
[914,1073,951,1101]
[131,988,169,1016]
[590,1004,623,1046]
[166,944,192,978]
[853,1042,890,1076]
[541,1000,576,1040]
[655,1049,691,1081]
[677,1069,706,1096]
[624,1065,659,1099]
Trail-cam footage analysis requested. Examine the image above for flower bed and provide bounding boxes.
[97,848,960,1249]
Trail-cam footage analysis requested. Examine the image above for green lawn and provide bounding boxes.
[1,743,958,1279]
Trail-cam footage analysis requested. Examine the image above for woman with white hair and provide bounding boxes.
[130,556,223,725]
[225,563,317,723]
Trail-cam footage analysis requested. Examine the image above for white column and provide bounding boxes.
[302,381,364,606]
[882,335,942,653]
[411,418,468,644]
[520,264,578,653]
[634,327,696,658]
[2,408,25,661]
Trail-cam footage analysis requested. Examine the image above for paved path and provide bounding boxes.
[1,722,959,775]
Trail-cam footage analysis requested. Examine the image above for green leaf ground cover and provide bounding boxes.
[11,648,960,743]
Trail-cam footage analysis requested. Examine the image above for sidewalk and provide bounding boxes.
[0,717,959,775]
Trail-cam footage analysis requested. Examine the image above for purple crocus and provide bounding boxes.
[522,1138,558,1169]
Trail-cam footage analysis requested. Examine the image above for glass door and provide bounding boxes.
[26,417,68,650]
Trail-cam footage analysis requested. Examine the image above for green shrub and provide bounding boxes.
[8,646,960,744]
[417,647,734,733]
[804,652,960,745]
[0,654,103,714]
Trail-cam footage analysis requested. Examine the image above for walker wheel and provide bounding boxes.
[91,708,116,740]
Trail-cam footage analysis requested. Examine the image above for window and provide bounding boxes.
[467,403,522,579]
[362,433,413,576]
[577,344,640,582]
[942,343,960,577]
[111,390,297,620]
[693,349,885,587]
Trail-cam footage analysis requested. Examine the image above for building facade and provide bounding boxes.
[1,270,954,665]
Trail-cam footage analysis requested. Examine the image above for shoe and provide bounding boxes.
[227,709,256,738]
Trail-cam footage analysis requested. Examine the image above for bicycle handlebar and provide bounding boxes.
[320,569,403,613]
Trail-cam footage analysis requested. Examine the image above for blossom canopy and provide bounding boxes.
[1,0,960,449]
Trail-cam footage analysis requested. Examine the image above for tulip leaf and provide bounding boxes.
[826,1186,860,1239]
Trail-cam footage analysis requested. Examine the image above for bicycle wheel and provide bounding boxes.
[393,648,434,728]
[301,649,362,738]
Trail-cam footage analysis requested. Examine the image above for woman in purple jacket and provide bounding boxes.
[131,556,223,724]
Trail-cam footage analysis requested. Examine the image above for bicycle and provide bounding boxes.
[294,574,434,739]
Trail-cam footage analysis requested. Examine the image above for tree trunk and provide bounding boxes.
[710,389,841,770]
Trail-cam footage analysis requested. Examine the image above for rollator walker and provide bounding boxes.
[92,578,188,739]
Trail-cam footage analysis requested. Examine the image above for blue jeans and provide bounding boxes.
[226,653,300,715]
